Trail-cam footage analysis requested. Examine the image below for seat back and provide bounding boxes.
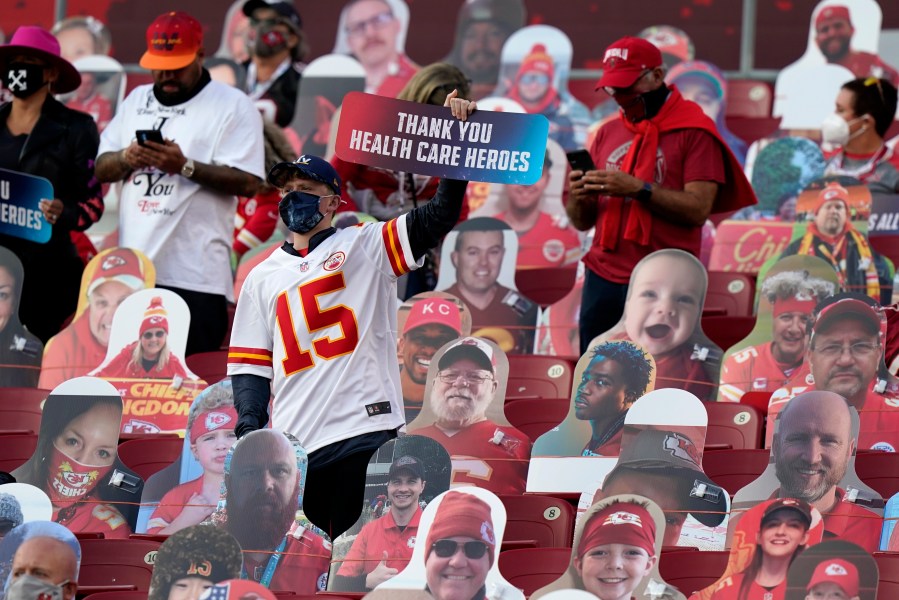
[514,266,578,308]
[499,495,574,549]
[0,433,38,472]
[117,436,184,481]
[874,552,899,596]
[855,452,899,499]
[725,80,773,118]
[506,355,574,400]
[82,592,150,600]
[704,402,762,450]
[497,547,571,597]
[504,397,569,444]
[0,387,48,435]
[702,449,770,498]
[185,350,228,384]
[78,538,161,593]
[658,549,729,597]
[704,272,755,317]
[700,315,756,356]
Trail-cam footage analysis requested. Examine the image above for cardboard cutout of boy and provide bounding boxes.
[147,524,243,600]
[783,540,877,600]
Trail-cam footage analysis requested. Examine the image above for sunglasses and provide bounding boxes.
[431,539,489,559]
[142,330,166,339]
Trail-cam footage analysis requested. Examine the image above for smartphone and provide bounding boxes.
[566,149,595,173]
[136,129,165,147]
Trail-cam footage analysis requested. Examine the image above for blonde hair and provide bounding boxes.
[129,341,171,374]
[186,384,235,432]
[397,62,470,105]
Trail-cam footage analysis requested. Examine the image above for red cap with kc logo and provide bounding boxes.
[140,11,203,71]
[595,36,663,90]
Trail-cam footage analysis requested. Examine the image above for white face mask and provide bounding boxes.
[821,113,867,146]
[5,574,70,600]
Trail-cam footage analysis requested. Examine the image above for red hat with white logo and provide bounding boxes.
[816,5,852,29]
[813,182,850,214]
[595,36,663,90]
[806,558,859,597]
[87,248,146,297]
[189,406,238,444]
[140,11,203,71]
[426,491,497,565]
[403,298,462,336]
[578,501,656,558]
[139,296,169,336]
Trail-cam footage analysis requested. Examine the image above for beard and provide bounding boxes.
[431,389,490,426]
[227,490,297,550]
[820,37,851,62]
[775,454,846,503]
[153,80,192,106]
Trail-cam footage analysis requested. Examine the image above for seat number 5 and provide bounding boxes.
[275,272,360,375]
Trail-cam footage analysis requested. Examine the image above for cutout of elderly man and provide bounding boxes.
[6,536,78,600]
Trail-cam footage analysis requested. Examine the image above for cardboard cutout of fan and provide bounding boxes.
[0,246,42,388]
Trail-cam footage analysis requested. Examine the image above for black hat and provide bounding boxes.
[148,525,243,600]
[242,0,302,32]
[388,455,425,480]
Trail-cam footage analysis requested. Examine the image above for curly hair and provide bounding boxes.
[589,341,653,402]
[186,382,235,432]
[761,270,835,305]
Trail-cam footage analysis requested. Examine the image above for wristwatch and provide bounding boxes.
[635,181,653,203]
[181,158,196,179]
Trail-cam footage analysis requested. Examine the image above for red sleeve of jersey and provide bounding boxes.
[234,189,281,256]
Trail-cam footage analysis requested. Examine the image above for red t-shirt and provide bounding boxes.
[584,121,726,283]
[94,340,189,379]
[245,529,332,594]
[835,51,899,87]
[409,420,531,495]
[145,477,203,534]
[444,283,538,354]
[718,342,804,403]
[335,507,421,579]
[708,571,785,600]
[40,314,108,390]
[494,211,582,269]
[54,502,132,538]
[818,488,882,552]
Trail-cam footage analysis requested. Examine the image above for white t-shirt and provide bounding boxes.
[98,80,265,300]
[227,216,420,452]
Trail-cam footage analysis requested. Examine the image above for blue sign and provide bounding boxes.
[0,168,52,243]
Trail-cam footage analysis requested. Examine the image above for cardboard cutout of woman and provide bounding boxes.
[11,377,144,537]
[0,246,42,388]
[532,494,684,600]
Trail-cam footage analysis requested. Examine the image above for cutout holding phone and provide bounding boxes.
[565,149,595,174]
[136,129,164,147]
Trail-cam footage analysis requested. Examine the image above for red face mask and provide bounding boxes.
[46,445,113,504]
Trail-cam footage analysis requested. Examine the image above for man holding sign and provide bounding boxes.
[228,91,473,539]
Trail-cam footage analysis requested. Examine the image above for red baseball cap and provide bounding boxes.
[140,11,203,71]
[816,5,852,29]
[595,36,663,90]
[806,558,859,597]
[403,298,462,336]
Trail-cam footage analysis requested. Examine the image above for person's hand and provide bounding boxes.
[581,169,645,197]
[444,89,477,122]
[365,551,399,589]
[121,141,153,170]
[138,139,189,175]
[169,493,215,528]
[39,198,63,225]
[569,169,597,205]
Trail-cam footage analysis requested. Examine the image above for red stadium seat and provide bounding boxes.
[702,449,770,497]
[504,397,569,444]
[0,433,37,472]
[82,592,149,600]
[725,80,773,118]
[77,538,161,595]
[0,387,48,435]
[515,266,578,307]
[739,391,772,418]
[499,495,575,550]
[704,271,755,317]
[658,549,729,597]
[704,402,762,450]
[855,452,899,499]
[185,350,228,384]
[497,547,571,596]
[724,117,781,145]
[506,355,575,400]
[874,553,899,595]
[701,315,756,354]
[117,436,184,481]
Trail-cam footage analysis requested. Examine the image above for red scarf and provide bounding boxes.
[600,85,757,250]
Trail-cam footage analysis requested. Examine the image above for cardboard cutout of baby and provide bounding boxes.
[407,337,531,495]
[211,429,331,594]
[717,255,838,403]
[471,138,583,271]
[443,0,527,101]
[0,246,42,388]
[532,494,685,600]
[40,247,156,391]
[783,540,877,600]
[89,288,206,435]
[527,339,656,494]
[733,391,884,553]
[578,389,732,550]
[136,380,238,535]
[147,524,243,600]
[332,0,417,97]
[692,498,824,600]
[363,487,524,600]
[765,292,899,453]
[11,377,144,538]
[492,24,591,151]
[435,218,539,355]
[0,521,81,598]
[397,293,472,423]
[0,484,52,533]
[328,435,453,593]
[590,249,722,402]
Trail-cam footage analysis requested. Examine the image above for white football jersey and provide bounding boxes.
[227,216,420,452]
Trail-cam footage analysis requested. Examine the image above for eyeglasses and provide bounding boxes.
[431,539,489,559]
[142,330,166,339]
[436,370,493,385]
[345,11,394,37]
[815,341,879,358]
[603,68,652,97]
[520,72,550,86]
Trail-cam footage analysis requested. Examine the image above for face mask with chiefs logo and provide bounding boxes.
[46,445,113,504]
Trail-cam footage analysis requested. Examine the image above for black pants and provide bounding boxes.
[303,428,398,539]
[579,268,629,356]
[157,285,228,356]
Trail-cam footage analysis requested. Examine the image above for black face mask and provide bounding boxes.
[615,82,670,123]
[4,63,45,99]
[254,26,288,58]
[279,191,325,233]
